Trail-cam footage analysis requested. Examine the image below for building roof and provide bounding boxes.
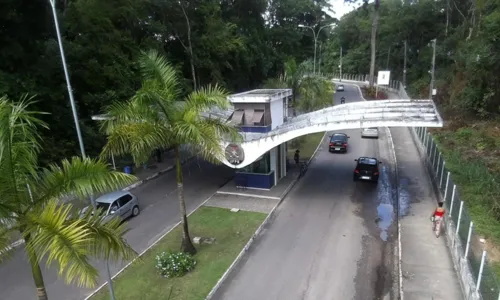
[228,89,292,104]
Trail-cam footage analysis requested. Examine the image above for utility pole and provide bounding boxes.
[403,40,407,88]
[429,39,437,100]
[339,46,343,81]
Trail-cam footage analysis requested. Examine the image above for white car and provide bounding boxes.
[361,127,379,139]
[336,84,344,92]
[80,191,140,222]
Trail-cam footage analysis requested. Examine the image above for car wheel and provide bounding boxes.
[353,175,358,182]
[132,205,140,217]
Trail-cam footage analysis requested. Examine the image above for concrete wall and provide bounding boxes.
[270,99,284,129]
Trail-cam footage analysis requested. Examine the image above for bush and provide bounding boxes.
[155,251,197,278]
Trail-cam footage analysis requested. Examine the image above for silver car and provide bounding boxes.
[81,191,140,222]
[361,127,379,139]
[336,84,344,92]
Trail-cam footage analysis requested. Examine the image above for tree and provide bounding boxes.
[264,58,333,113]
[99,50,240,254]
[369,0,380,87]
[0,95,137,300]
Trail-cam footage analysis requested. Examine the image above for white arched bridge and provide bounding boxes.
[210,99,443,169]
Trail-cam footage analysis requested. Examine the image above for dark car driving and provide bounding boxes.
[353,157,382,183]
[329,133,349,153]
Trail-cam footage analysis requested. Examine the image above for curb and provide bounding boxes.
[340,80,404,300]
[385,127,404,300]
[5,155,197,251]
[84,174,234,300]
[205,131,326,300]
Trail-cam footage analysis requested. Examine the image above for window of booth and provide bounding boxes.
[241,152,270,174]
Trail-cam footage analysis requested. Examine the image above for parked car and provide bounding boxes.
[336,84,344,92]
[361,127,379,139]
[80,190,140,222]
[353,157,382,183]
[329,133,350,153]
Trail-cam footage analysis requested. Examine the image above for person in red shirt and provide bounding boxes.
[431,202,445,236]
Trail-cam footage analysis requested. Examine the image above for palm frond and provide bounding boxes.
[32,157,137,207]
[102,122,173,165]
[24,200,135,288]
[139,50,181,99]
[0,226,15,263]
[0,95,48,212]
[184,84,231,112]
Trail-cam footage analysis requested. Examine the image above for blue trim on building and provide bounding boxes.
[239,125,272,133]
[235,171,275,189]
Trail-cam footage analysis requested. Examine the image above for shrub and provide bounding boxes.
[155,251,197,278]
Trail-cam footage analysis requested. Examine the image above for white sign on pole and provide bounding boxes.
[432,88,437,96]
[377,70,391,85]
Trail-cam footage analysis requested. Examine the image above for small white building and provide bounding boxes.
[227,89,293,189]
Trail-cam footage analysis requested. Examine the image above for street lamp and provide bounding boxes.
[48,0,86,159]
[298,23,336,75]
[48,3,115,300]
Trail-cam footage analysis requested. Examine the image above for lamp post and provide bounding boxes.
[298,23,335,75]
[48,0,86,159]
[48,0,98,208]
[429,38,437,100]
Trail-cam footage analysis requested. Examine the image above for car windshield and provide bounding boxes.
[331,135,346,142]
[96,202,110,212]
[358,157,377,166]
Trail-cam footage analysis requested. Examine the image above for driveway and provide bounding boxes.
[212,84,398,300]
[0,159,234,300]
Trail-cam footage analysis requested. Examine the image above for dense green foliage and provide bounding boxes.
[264,58,334,112]
[322,0,500,118]
[1,0,333,165]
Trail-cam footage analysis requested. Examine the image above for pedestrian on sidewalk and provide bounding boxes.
[294,150,300,165]
[431,202,445,236]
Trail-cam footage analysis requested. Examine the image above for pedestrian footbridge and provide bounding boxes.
[212,99,443,169]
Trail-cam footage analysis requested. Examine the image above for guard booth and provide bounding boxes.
[227,89,292,189]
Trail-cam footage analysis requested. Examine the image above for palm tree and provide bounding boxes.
[99,50,240,254]
[0,95,137,300]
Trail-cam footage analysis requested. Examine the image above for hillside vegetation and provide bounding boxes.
[322,0,500,262]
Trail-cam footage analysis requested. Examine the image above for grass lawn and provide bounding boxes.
[287,132,325,162]
[431,120,500,273]
[91,206,266,300]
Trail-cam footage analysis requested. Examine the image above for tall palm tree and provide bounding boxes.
[99,50,240,254]
[0,95,137,300]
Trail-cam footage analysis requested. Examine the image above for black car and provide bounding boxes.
[329,133,349,153]
[353,157,382,183]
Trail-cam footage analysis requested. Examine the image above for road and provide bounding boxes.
[0,159,234,300]
[212,84,398,300]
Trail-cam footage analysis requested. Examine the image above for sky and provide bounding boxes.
[327,0,363,20]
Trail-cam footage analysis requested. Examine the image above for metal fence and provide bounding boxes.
[330,73,499,300]
[412,127,500,300]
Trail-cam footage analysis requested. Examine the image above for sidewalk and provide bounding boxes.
[392,127,462,300]
[206,163,302,213]
[385,91,462,299]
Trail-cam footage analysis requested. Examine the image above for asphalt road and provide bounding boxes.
[212,84,398,300]
[0,159,234,300]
